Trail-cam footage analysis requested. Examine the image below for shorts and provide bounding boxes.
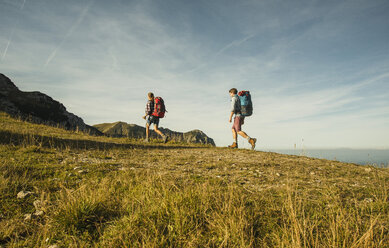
[146,115,160,126]
[232,116,244,132]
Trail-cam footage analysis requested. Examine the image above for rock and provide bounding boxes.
[48,245,58,248]
[17,191,33,199]
[365,167,372,173]
[183,130,216,146]
[34,210,44,217]
[0,74,102,135]
[24,209,44,220]
[24,214,32,221]
[33,200,42,210]
[275,173,281,177]
[310,172,315,175]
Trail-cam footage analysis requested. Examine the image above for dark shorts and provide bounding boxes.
[232,116,244,132]
[147,115,160,126]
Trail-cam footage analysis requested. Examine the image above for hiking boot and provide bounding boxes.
[228,142,238,149]
[249,138,257,150]
[163,135,169,143]
[144,138,149,143]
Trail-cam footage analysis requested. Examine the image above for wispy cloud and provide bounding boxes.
[44,1,94,67]
[1,0,27,61]
[215,34,256,56]
[1,0,389,148]
[1,29,14,61]
[20,0,26,10]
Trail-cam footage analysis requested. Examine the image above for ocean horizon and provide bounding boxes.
[265,148,389,168]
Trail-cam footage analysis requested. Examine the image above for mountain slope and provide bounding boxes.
[0,73,101,135]
[94,121,216,146]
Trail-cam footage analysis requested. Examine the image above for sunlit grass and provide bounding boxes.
[0,112,388,247]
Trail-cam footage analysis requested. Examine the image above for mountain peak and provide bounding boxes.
[94,122,216,146]
[0,73,101,135]
[0,73,19,93]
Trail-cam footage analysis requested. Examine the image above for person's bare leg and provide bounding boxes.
[237,131,248,139]
[238,131,256,150]
[154,125,163,137]
[232,129,238,143]
[145,123,150,141]
[228,128,238,148]
[154,125,169,143]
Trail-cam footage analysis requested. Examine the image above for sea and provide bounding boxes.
[265,149,389,168]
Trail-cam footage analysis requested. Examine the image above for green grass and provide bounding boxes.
[0,112,388,247]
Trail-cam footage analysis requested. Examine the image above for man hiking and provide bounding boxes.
[142,92,169,143]
[228,88,256,150]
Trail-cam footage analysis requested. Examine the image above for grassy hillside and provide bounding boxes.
[0,112,388,247]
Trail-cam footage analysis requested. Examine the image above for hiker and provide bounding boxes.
[142,92,169,143]
[228,88,256,149]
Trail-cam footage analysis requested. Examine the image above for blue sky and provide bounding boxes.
[1,0,389,149]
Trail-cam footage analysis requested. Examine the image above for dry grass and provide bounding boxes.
[0,112,388,247]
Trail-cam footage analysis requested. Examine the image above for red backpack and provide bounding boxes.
[152,97,166,118]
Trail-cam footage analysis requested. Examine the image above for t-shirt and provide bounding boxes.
[231,94,241,116]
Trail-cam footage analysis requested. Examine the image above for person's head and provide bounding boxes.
[148,92,154,100]
[229,88,237,97]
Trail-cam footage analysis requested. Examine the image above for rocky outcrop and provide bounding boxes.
[183,129,215,145]
[94,122,216,146]
[0,73,101,135]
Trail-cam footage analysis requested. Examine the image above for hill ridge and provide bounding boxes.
[0,73,101,135]
[94,121,216,146]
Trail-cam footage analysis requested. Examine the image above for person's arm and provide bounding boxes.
[229,111,234,123]
[229,96,236,122]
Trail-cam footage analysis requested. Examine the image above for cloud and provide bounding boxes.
[21,0,26,10]
[1,29,14,61]
[1,0,389,148]
[1,0,27,61]
[44,1,94,67]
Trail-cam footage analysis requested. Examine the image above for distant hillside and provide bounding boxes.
[94,121,216,146]
[0,73,101,135]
